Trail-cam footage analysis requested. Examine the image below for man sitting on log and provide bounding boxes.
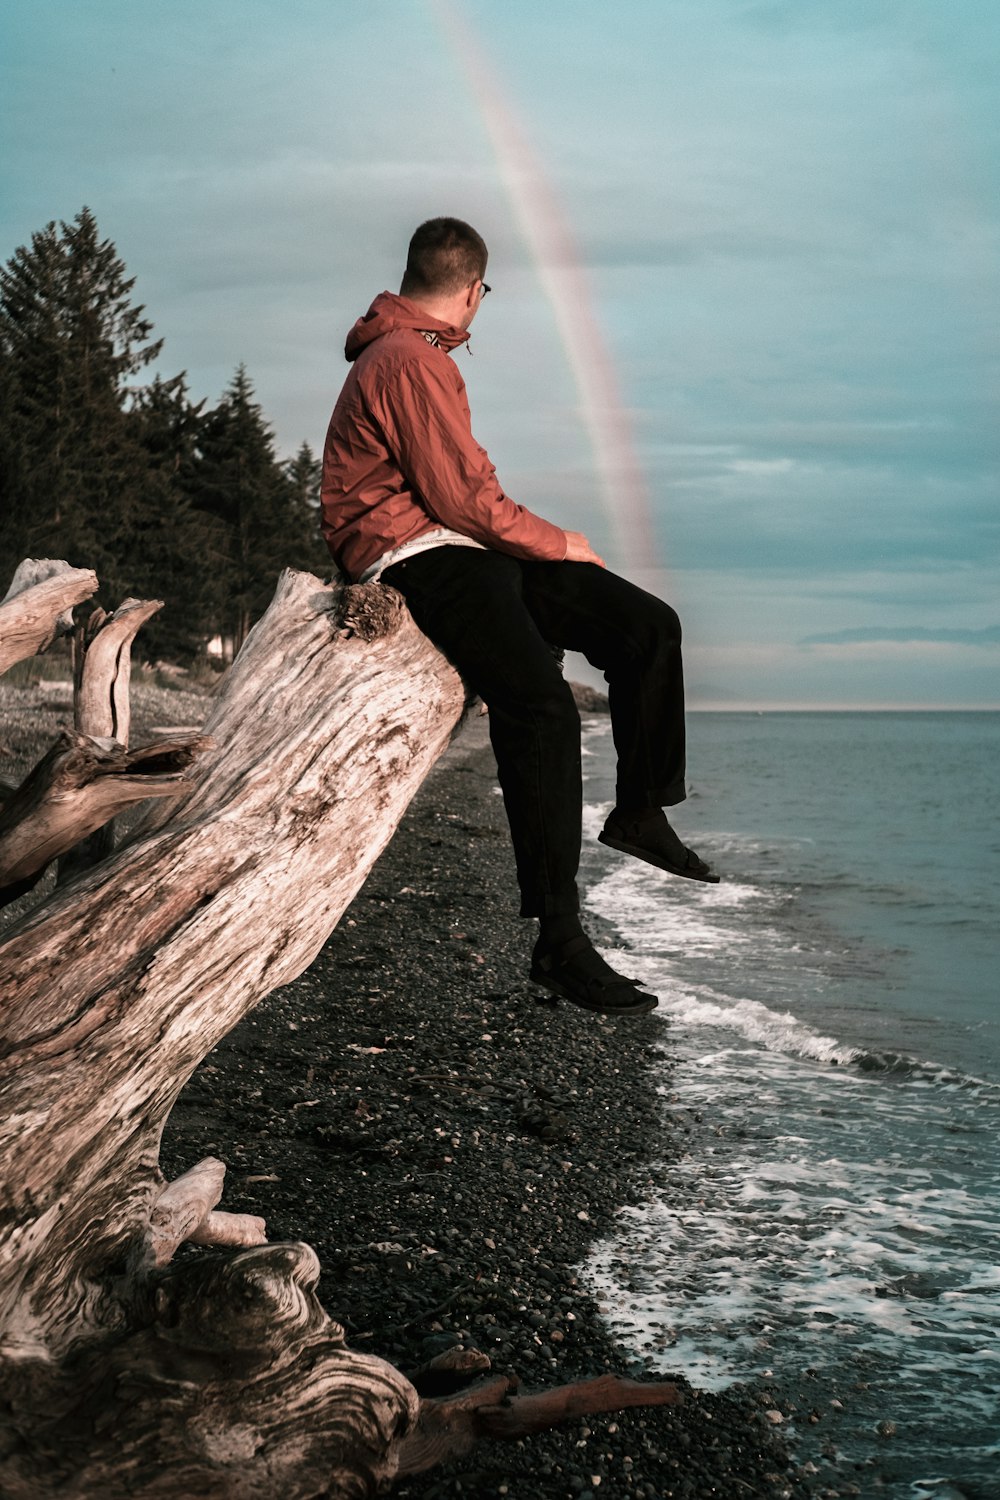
[320,217,719,1018]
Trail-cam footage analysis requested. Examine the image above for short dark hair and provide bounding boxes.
[400,217,488,298]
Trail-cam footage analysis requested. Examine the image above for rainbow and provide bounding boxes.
[429,0,659,576]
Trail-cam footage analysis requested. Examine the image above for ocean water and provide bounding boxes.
[577,713,1000,1500]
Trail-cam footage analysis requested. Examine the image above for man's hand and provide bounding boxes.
[562,531,606,568]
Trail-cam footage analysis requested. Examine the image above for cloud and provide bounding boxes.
[800,625,1000,646]
[725,458,797,476]
[681,633,1000,709]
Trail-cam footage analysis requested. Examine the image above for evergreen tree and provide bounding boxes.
[0,340,28,583]
[284,440,330,577]
[133,372,205,481]
[1,209,330,661]
[128,374,219,661]
[284,440,321,511]
[193,368,305,652]
[0,208,163,593]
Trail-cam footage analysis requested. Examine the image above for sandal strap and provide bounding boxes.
[534,936,638,996]
[534,934,592,974]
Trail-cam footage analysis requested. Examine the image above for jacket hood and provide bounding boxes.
[344,291,470,361]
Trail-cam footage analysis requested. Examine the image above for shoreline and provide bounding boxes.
[160,712,816,1498]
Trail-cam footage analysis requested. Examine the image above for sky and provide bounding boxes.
[2,0,998,708]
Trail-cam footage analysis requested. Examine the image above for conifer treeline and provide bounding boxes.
[0,208,330,662]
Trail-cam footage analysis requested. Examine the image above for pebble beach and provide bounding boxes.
[2,681,823,1499]
[159,709,822,1499]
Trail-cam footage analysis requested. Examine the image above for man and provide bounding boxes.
[321,218,718,1019]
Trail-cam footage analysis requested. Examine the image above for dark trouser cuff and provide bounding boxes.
[615,779,686,810]
[519,885,580,919]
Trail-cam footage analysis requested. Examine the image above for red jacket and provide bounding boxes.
[320,292,568,581]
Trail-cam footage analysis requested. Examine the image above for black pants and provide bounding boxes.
[381,547,686,917]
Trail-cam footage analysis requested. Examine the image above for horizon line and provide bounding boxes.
[686,701,1000,713]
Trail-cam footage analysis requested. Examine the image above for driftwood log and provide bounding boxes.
[0,731,208,905]
[0,558,98,676]
[0,566,680,1497]
[57,595,170,884]
[74,596,164,744]
[0,575,203,905]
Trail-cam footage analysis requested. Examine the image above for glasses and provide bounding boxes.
[480,281,491,297]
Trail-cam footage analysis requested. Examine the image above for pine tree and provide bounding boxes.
[128,374,218,662]
[1,209,330,664]
[193,368,301,653]
[0,207,162,595]
[284,440,330,577]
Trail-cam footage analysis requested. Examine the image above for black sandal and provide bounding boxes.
[599,814,720,884]
[529,935,658,1016]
